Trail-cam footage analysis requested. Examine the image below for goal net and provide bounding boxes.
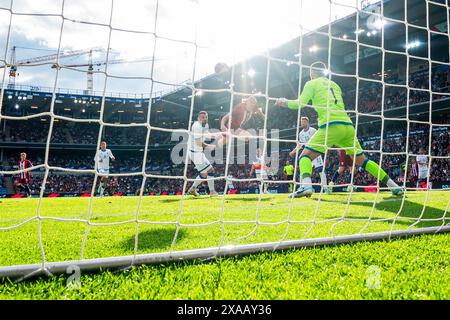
[0,0,449,280]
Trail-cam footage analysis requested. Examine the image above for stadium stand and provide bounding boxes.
[0,0,448,198]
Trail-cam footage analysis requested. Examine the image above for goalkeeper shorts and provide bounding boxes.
[305,123,363,156]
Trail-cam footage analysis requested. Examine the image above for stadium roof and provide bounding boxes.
[159,1,446,91]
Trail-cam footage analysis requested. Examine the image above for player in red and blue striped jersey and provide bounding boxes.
[17,152,32,197]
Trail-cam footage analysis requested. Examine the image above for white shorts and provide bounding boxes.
[227,182,235,190]
[256,170,268,180]
[313,156,324,169]
[418,170,428,180]
[189,150,212,174]
[97,168,110,177]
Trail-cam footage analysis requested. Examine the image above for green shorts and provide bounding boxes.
[305,123,363,156]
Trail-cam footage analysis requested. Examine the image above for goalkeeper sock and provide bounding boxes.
[98,182,103,194]
[207,172,215,193]
[386,179,400,189]
[362,159,398,188]
[300,156,313,188]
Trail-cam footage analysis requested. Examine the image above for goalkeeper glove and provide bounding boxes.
[274,98,288,107]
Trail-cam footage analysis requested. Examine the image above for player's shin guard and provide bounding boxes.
[300,156,313,188]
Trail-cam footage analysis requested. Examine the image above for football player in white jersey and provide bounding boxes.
[249,148,269,194]
[94,141,115,197]
[288,116,329,194]
[416,147,429,189]
[226,174,235,192]
[186,111,221,197]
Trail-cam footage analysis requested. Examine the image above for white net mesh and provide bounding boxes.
[0,0,449,278]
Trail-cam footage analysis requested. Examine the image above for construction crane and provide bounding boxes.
[3,46,157,95]
[3,46,106,87]
[52,53,158,95]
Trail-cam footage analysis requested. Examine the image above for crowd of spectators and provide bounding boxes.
[0,174,6,194]
[354,66,449,114]
[1,67,447,146]
[1,64,448,195]
[1,119,178,146]
[2,124,448,196]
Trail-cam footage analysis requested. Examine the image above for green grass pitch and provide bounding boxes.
[0,191,449,299]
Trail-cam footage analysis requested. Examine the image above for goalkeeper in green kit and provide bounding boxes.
[274,61,403,198]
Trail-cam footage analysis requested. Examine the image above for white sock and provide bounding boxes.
[320,171,327,188]
[191,175,203,189]
[387,179,399,189]
[302,177,312,188]
[207,175,215,193]
[261,182,267,194]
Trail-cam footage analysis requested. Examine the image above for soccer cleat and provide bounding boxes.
[391,187,404,196]
[209,191,219,197]
[288,186,314,199]
[329,181,334,193]
[187,188,199,197]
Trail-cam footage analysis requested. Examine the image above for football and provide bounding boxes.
[214,62,229,74]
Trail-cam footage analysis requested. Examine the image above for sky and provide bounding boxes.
[0,0,370,96]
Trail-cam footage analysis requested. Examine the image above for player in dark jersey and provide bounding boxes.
[329,150,357,192]
[217,95,265,147]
